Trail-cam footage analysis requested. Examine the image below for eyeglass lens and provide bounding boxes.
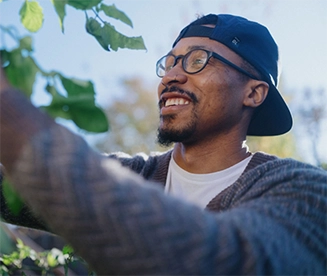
[156,49,209,77]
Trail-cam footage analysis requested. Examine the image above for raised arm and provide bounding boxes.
[1,79,326,274]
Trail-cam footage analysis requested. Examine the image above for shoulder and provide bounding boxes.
[234,156,327,216]
[244,151,278,172]
[245,152,326,182]
[105,150,172,182]
[208,153,327,211]
[240,154,326,198]
[212,156,326,274]
[246,154,327,185]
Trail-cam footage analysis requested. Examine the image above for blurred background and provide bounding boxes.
[1,0,326,166]
[0,1,326,274]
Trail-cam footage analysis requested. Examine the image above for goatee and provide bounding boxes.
[156,114,197,147]
[157,85,199,146]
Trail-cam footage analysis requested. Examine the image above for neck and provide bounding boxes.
[172,134,251,174]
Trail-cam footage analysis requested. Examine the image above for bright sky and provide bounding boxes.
[0,0,326,164]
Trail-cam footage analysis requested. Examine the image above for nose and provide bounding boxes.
[158,69,187,98]
[157,70,188,98]
[157,57,188,98]
[162,73,188,85]
[160,65,188,87]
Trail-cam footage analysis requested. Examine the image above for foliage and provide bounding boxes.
[2,178,24,216]
[1,0,147,133]
[19,0,44,33]
[0,225,16,255]
[0,1,147,275]
[0,27,109,216]
[0,0,146,226]
[16,0,146,52]
[86,4,146,51]
[0,239,89,276]
[0,30,109,133]
[247,132,299,159]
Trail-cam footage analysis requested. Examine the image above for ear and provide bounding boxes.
[243,80,269,108]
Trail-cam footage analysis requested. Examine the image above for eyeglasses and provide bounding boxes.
[156,48,259,80]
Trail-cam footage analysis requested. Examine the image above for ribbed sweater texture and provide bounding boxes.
[1,89,326,275]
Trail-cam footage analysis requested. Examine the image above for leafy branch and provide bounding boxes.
[0,239,92,276]
[0,0,146,219]
[0,2,147,275]
[19,0,146,51]
[0,30,109,133]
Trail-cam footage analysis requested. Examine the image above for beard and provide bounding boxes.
[156,113,198,147]
[157,85,199,147]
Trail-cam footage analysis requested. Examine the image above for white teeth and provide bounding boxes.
[165,98,190,107]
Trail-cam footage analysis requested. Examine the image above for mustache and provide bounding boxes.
[159,85,198,104]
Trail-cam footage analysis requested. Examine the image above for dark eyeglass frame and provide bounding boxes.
[156,48,259,80]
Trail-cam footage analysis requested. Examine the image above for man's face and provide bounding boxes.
[156,37,250,146]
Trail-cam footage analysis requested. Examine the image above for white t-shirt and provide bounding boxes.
[164,155,252,208]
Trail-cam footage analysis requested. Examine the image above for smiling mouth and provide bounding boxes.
[165,97,190,107]
[159,86,198,109]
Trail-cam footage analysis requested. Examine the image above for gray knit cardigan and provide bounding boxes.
[1,90,327,275]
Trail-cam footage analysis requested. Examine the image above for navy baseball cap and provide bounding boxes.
[173,14,292,136]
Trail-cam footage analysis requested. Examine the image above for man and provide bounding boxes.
[108,14,293,209]
[0,14,326,275]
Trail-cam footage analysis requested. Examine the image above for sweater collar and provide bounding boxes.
[206,152,277,211]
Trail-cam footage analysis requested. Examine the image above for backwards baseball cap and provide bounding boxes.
[173,14,292,136]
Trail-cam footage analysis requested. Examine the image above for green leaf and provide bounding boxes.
[41,84,72,120]
[59,75,95,97]
[102,23,146,51]
[19,36,33,52]
[85,17,102,35]
[67,0,102,10]
[85,17,109,51]
[42,76,109,132]
[2,49,40,98]
[86,18,146,51]
[2,178,24,216]
[98,4,133,28]
[43,96,109,132]
[19,0,44,33]
[69,101,109,132]
[47,252,58,267]
[59,75,109,132]
[62,245,74,255]
[51,0,67,33]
